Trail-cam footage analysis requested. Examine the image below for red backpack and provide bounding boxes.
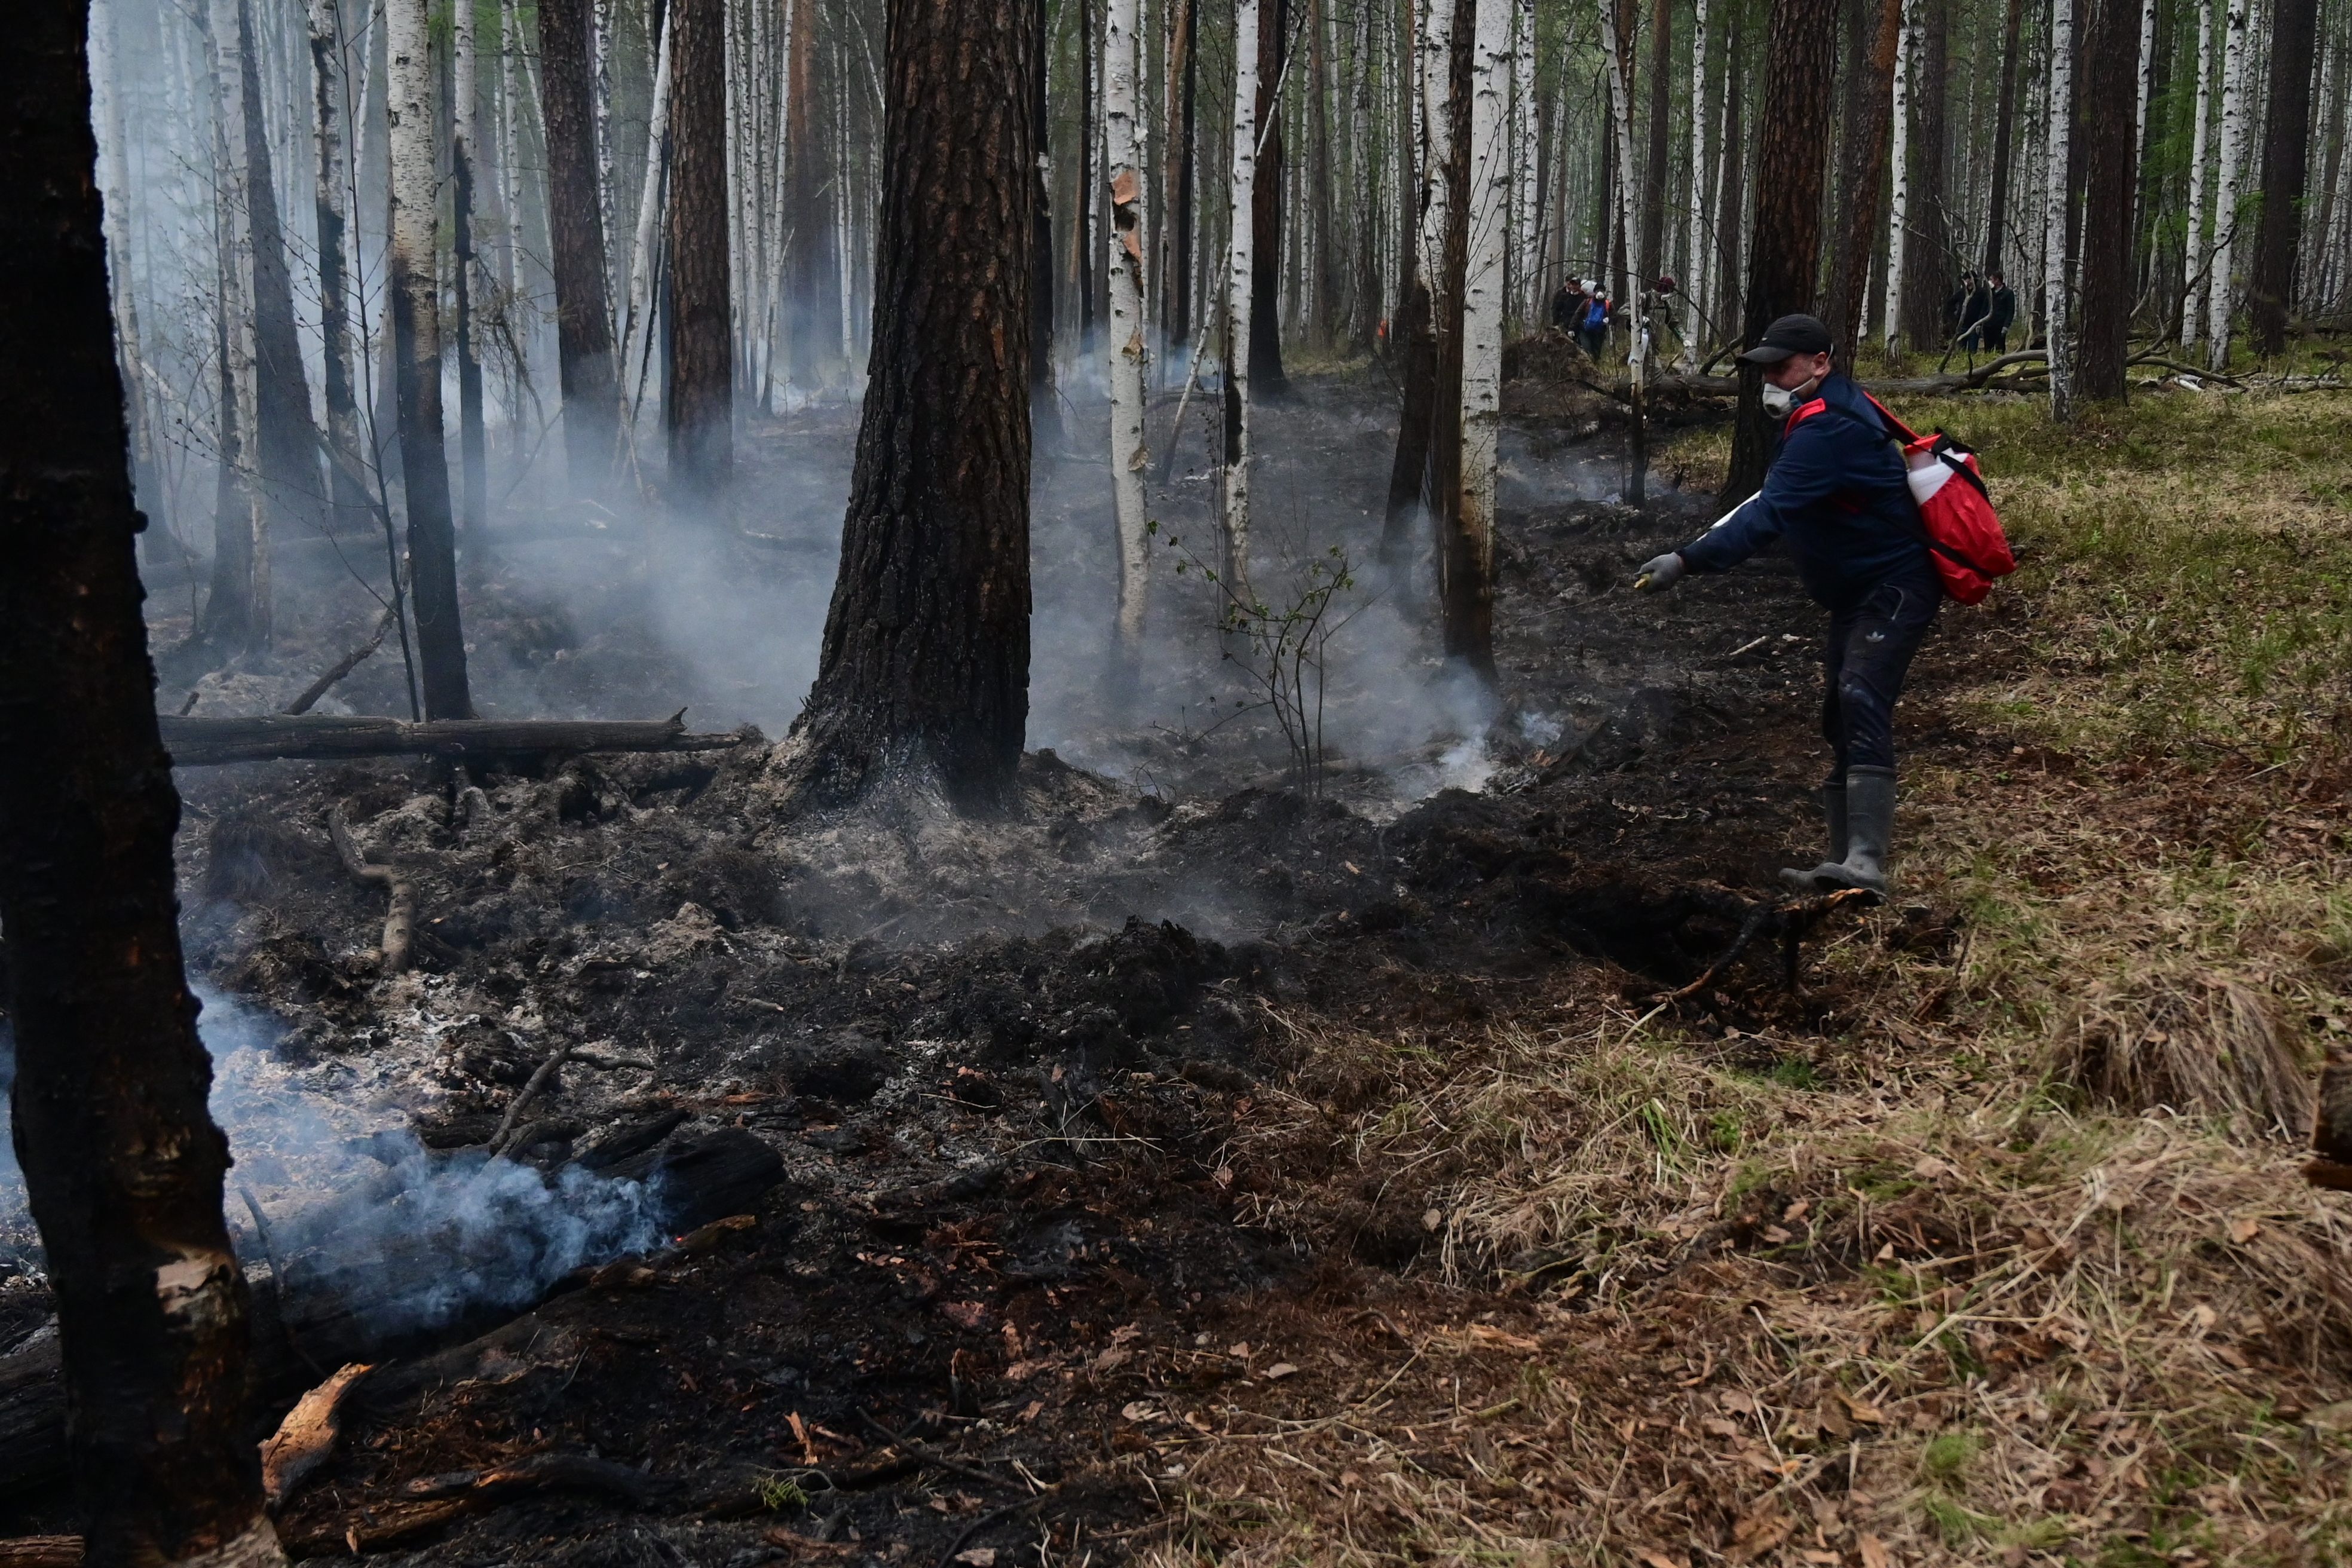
[1788,394,2017,605]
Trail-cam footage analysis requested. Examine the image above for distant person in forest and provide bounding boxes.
[1980,272,2016,353]
[1580,285,1612,360]
[1552,277,1588,337]
[1955,274,1993,354]
[1631,313,1940,898]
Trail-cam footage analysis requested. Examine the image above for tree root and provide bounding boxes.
[327,803,415,973]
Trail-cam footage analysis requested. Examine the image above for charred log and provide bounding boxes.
[160,713,748,767]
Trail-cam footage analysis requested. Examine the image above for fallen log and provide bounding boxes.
[0,1538,80,1567]
[159,712,748,767]
[329,802,414,973]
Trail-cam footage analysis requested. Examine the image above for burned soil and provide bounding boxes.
[0,374,1946,1561]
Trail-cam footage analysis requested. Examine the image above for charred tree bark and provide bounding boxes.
[0,7,274,1558]
[1163,0,1199,354]
[388,0,473,720]
[1032,0,1062,440]
[1250,0,1292,396]
[308,0,369,529]
[2249,0,2323,357]
[1639,0,1674,286]
[540,0,621,495]
[2074,0,2140,401]
[451,1,489,543]
[666,0,733,502]
[785,0,837,384]
[158,714,746,768]
[1377,0,1439,569]
[774,0,1035,817]
[237,0,324,545]
[1981,0,2025,275]
[1826,0,1904,356]
[1724,0,1837,503]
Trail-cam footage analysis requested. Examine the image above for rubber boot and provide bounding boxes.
[1806,766,1894,898]
[1778,785,1848,892]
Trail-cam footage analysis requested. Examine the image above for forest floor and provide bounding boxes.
[4,362,2350,1567]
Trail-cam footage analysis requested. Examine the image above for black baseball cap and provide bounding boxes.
[1737,313,1834,363]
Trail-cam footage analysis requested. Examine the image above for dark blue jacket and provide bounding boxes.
[1679,371,1931,608]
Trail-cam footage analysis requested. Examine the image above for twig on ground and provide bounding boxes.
[854,1411,1026,1493]
[284,607,397,715]
[491,1040,575,1157]
[328,803,415,972]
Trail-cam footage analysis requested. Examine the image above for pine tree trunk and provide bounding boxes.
[1225,0,1264,593]
[1640,0,1674,284]
[1725,0,1836,502]
[774,0,1036,816]
[0,7,276,1558]
[785,0,834,385]
[1379,0,1443,568]
[666,0,734,502]
[2044,0,2078,418]
[1900,0,1947,351]
[1308,0,1340,348]
[2206,0,2248,367]
[2249,0,2323,356]
[1712,2,1745,336]
[2179,0,2215,345]
[1828,0,1904,356]
[2074,0,2139,400]
[1982,0,2025,275]
[540,0,621,494]
[388,0,473,719]
[1162,0,1198,354]
[1034,0,1062,432]
[234,0,324,557]
[453,0,489,544]
[1106,0,1151,654]
[1453,0,1507,679]
[200,0,267,653]
[308,0,370,527]
[1353,0,1383,349]
[1250,0,1291,395]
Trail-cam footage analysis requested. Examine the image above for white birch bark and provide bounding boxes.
[1223,0,1262,596]
[621,8,675,424]
[1683,0,1710,368]
[1511,0,1537,324]
[1885,0,1916,356]
[2181,0,2215,347]
[2133,0,2157,172]
[2207,0,2249,368]
[1105,0,1152,654]
[204,0,265,609]
[835,33,856,373]
[2044,0,2075,419]
[1416,0,1454,299]
[1598,0,1639,323]
[1461,0,1508,619]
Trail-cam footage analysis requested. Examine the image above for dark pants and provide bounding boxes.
[1983,327,2008,353]
[1821,563,1941,783]
[1581,325,1607,359]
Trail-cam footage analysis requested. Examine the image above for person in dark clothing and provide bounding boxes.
[1980,272,2016,353]
[1634,313,1940,896]
[1579,285,1611,360]
[1551,278,1587,335]
[1956,274,1993,354]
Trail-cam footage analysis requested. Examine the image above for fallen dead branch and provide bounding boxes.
[160,710,746,767]
[327,803,414,973]
[0,1539,79,1567]
[281,608,396,716]
[489,1040,576,1156]
[280,1453,665,1554]
[261,1362,372,1510]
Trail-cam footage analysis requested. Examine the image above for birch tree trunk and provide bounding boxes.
[1,5,280,1546]
[308,0,369,526]
[774,0,1037,816]
[1712,2,1745,335]
[667,0,734,502]
[1884,0,1915,357]
[1684,0,1712,368]
[1598,0,1640,330]
[620,8,674,425]
[1105,0,1151,656]
[2206,0,2248,368]
[1511,0,1536,326]
[1452,0,1506,679]
[2180,0,2214,346]
[388,0,473,718]
[1223,0,1263,598]
[199,0,267,653]
[2044,0,2077,420]
[1377,0,1444,568]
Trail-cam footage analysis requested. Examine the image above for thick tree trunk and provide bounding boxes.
[1827,0,1904,357]
[236,0,324,546]
[2074,0,2139,400]
[540,0,621,494]
[2206,0,2249,367]
[1309,0,1341,348]
[772,0,1036,816]
[1378,0,1443,570]
[308,0,370,528]
[1163,0,1199,354]
[0,6,275,1558]
[1033,0,1062,436]
[1250,0,1292,395]
[388,0,473,719]
[1639,0,1673,285]
[2044,0,2077,419]
[1900,0,1948,351]
[1106,0,1150,654]
[200,0,267,653]
[1982,0,2025,277]
[2249,0,2323,356]
[1723,0,1837,503]
[785,0,837,385]
[1453,0,1506,680]
[666,0,734,502]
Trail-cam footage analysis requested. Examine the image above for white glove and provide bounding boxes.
[1636,553,1686,592]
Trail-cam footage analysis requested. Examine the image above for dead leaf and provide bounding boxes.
[1782,1200,1811,1222]
[954,1551,997,1567]
[1701,1416,1740,1438]
[1912,1155,1955,1180]
[260,1361,372,1507]
[1092,1346,1132,1372]
[1120,1400,1160,1422]
[1638,1552,1688,1568]
[1227,1342,1251,1359]
[1264,1362,1299,1380]
[1819,1396,1852,1439]
[1717,1389,1759,1414]
[939,1300,991,1331]
[1466,1323,1541,1350]
[1726,1509,1794,1564]
[2227,1217,2262,1244]
[1858,1535,1893,1568]
[1842,1394,1885,1424]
